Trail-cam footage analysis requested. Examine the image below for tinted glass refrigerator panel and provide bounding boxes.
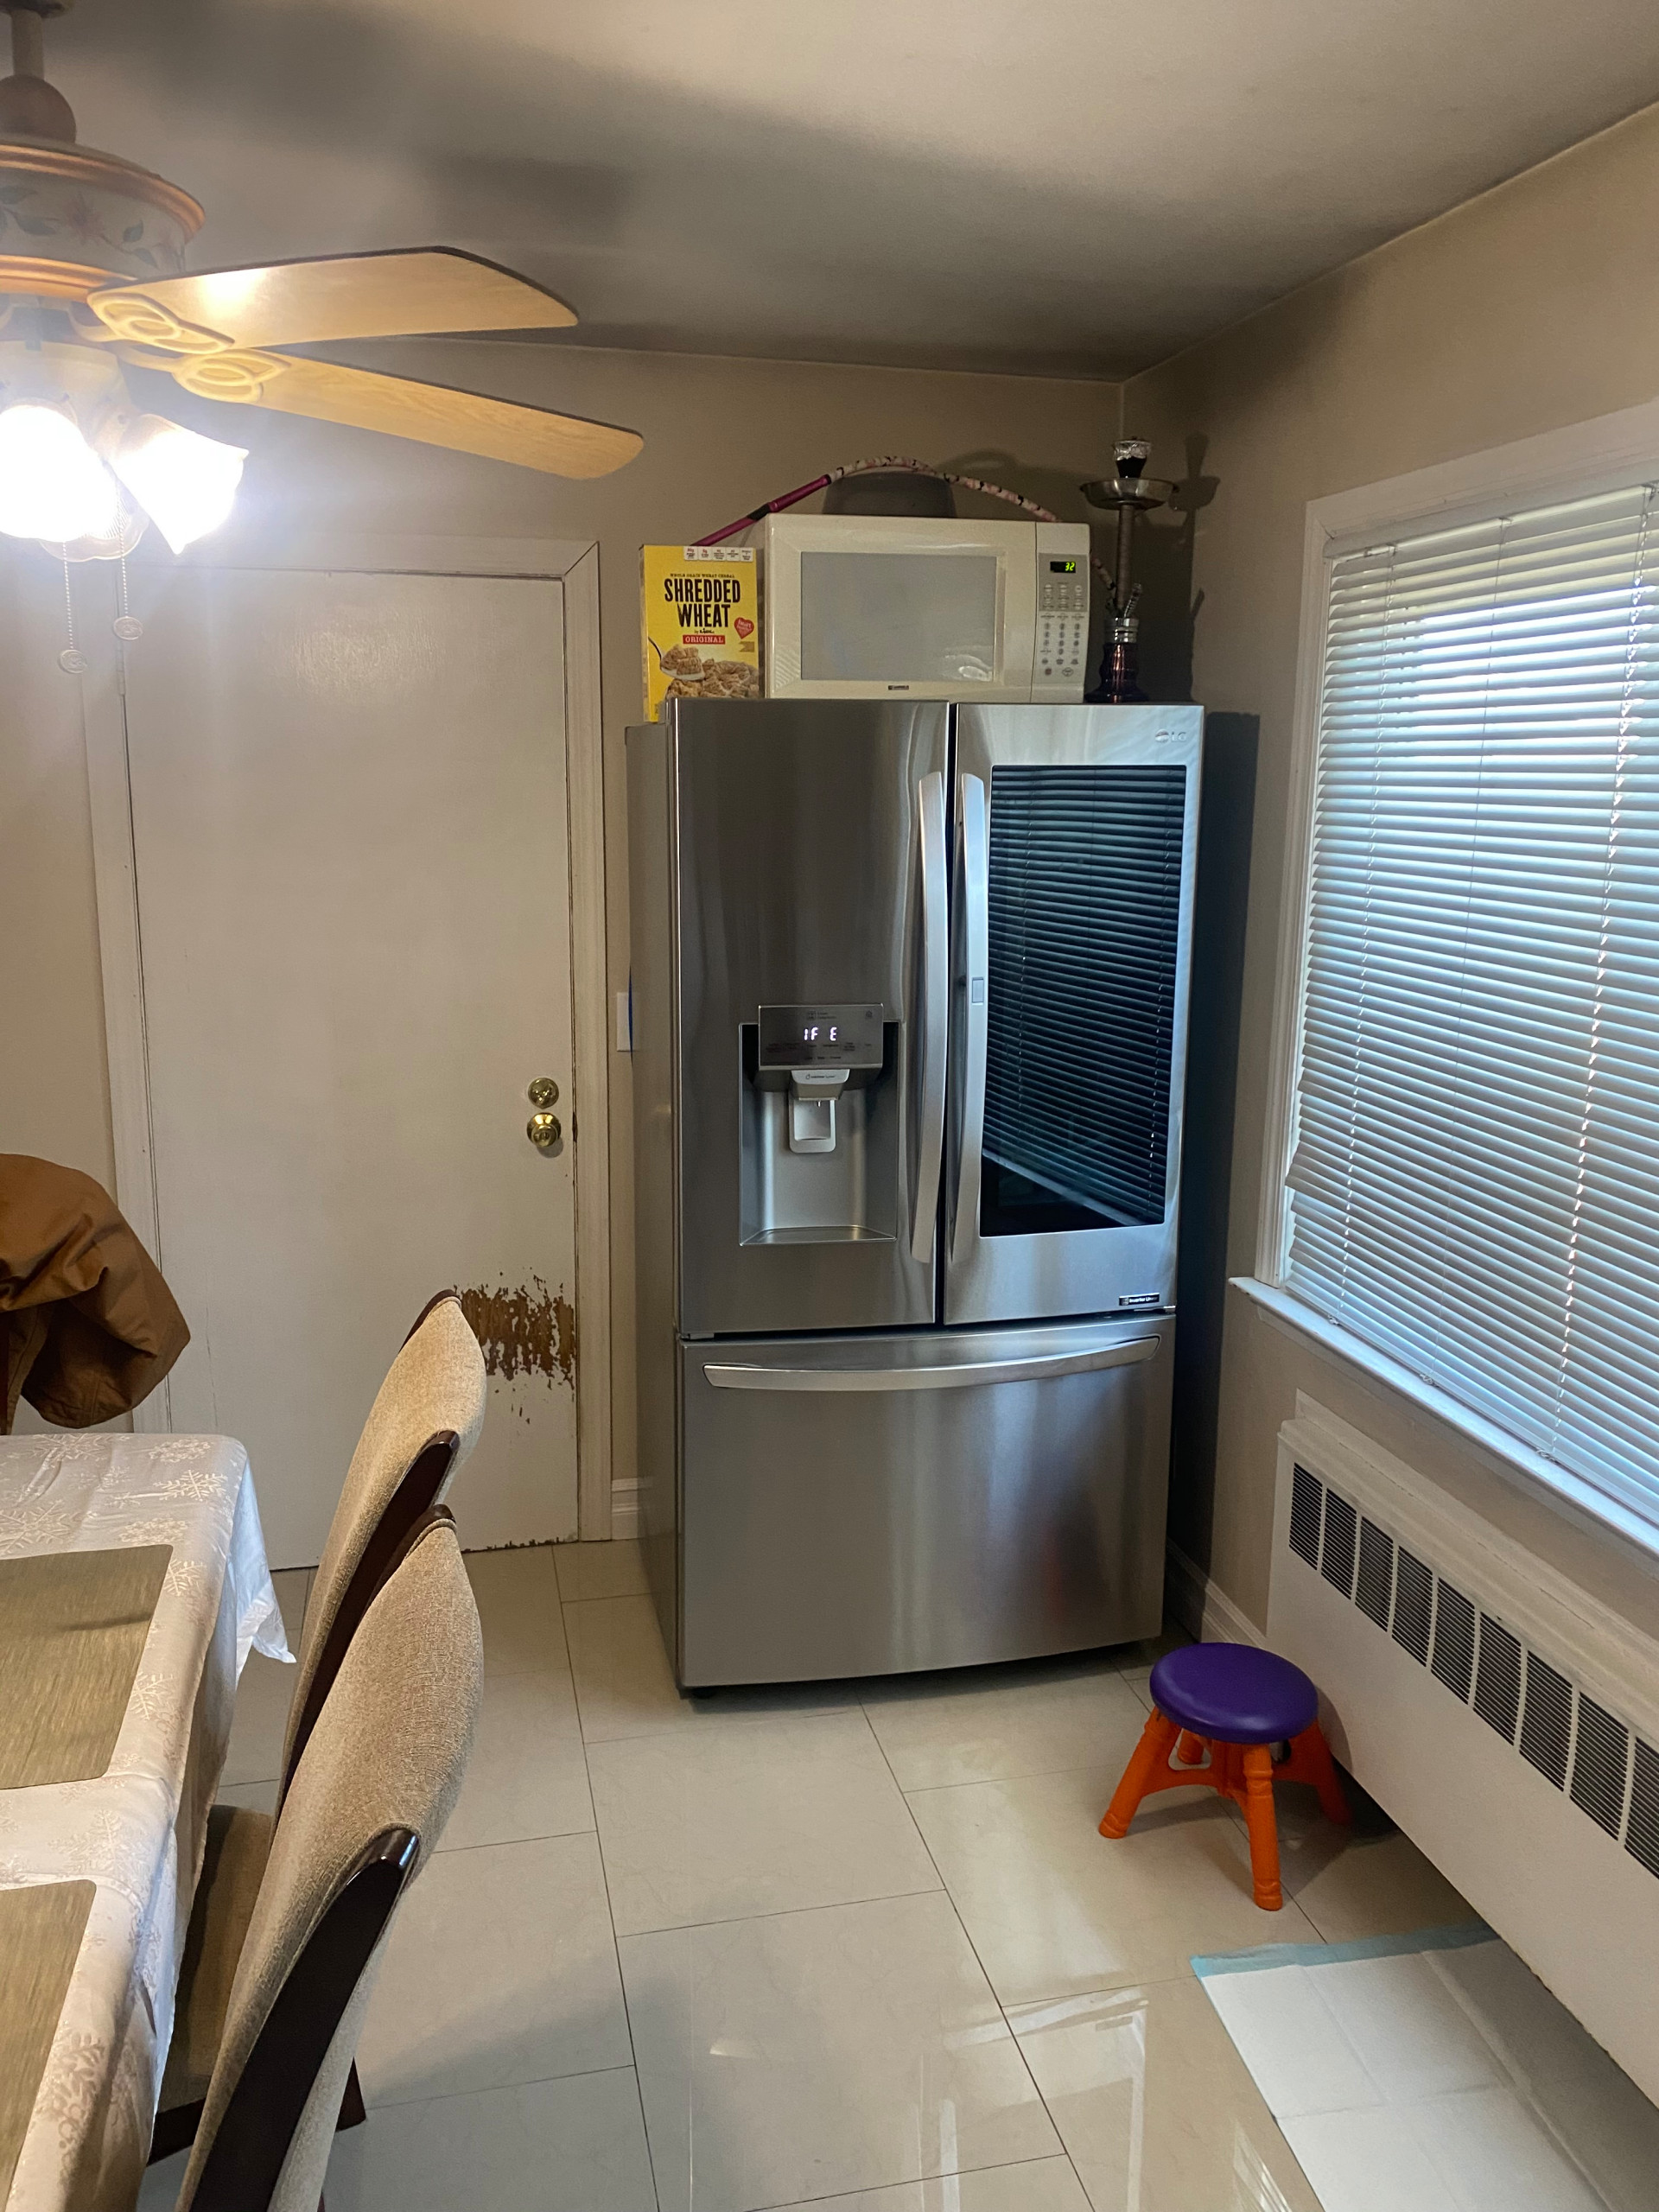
[944,703,1201,1329]
[982,763,1187,1236]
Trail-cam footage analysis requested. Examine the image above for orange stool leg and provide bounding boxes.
[1287,1721,1352,1825]
[1215,1739,1242,1804]
[1099,1712,1181,1838]
[1176,1730,1207,1766]
[1241,1744,1283,1910]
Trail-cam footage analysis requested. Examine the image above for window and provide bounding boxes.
[1282,482,1659,1542]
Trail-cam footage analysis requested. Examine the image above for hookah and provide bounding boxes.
[1082,438,1173,702]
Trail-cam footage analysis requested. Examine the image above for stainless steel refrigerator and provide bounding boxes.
[627,697,1202,1685]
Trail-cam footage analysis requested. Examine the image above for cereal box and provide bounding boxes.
[641,544,761,717]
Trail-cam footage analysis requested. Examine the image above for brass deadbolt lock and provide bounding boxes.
[528,1077,559,1107]
[527,1110,562,1148]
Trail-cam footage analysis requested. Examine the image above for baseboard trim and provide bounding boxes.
[610,1479,642,1540]
[1166,1539,1266,1649]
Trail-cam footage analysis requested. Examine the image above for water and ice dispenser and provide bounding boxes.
[738,1001,898,1243]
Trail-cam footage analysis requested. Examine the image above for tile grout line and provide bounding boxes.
[565,1624,1154,1755]
[611,1880,950,1946]
[361,2053,656,2120]
[361,2059,645,2124]
[579,1698,880,1757]
[747,2146,1094,2212]
[563,1587,664,2212]
[855,1684,1088,2199]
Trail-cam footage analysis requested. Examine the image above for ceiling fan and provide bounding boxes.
[0,0,643,560]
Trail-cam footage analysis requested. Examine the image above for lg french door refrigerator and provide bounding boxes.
[627,696,1202,1684]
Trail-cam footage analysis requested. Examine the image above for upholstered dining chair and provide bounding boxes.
[277,1290,486,1805]
[149,1291,486,2165]
[158,1510,483,2212]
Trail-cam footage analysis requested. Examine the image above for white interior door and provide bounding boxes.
[121,565,578,1567]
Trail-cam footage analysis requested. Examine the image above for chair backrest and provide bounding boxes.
[177,1514,483,2212]
[279,1292,485,1798]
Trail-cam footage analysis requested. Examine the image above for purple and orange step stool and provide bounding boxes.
[1099,1643,1351,1909]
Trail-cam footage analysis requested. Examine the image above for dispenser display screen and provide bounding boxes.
[758,1003,884,1070]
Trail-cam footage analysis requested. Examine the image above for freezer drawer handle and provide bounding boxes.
[703,1337,1160,1393]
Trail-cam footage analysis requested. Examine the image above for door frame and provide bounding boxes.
[81,533,614,1540]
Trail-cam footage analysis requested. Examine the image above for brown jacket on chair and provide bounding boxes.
[0,1154,190,1432]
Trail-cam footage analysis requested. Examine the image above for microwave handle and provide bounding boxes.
[950,773,989,1265]
[911,770,949,1263]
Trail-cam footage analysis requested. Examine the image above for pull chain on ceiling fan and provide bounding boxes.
[0,0,643,559]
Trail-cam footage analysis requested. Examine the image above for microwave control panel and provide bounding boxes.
[1032,523,1091,702]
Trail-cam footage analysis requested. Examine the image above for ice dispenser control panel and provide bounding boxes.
[756,1004,883,1156]
[758,1004,884,1072]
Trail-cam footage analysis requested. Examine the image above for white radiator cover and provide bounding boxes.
[1268,1397,1659,2107]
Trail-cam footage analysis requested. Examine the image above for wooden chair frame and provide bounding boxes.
[151,1503,461,2174]
[277,1430,459,1808]
[187,1824,418,2212]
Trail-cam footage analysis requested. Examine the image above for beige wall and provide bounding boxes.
[1126,100,1659,1637]
[1,343,1116,1507]
[1,553,115,1185]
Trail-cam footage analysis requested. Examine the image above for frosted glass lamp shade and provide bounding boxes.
[110,415,246,553]
[0,403,125,544]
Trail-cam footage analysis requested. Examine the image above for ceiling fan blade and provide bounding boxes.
[169,353,642,479]
[86,250,578,353]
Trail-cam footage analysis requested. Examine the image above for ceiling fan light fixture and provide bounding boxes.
[109,413,247,553]
[0,399,126,546]
[49,505,149,563]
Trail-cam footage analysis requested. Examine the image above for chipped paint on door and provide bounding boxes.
[460,1277,576,1390]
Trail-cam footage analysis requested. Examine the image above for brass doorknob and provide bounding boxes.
[527,1111,562,1147]
[528,1077,559,1107]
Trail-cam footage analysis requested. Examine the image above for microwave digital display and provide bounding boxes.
[1050,559,1078,573]
[798,552,998,684]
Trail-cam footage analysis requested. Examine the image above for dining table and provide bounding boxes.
[0,1432,289,2212]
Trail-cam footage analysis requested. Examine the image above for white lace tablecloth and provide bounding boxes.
[0,1434,289,2212]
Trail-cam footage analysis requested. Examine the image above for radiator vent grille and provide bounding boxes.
[1356,1519,1394,1629]
[1289,1465,1322,1568]
[1320,1491,1357,1599]
[1473,1616,1522,1743]
[1573,1698,1630,1840]
[1286,1462,1654,1883]
[1521,1655,1573,1790]
[1431,1583,1477,1702]
[1631,1741,1659,1879]
[1392,1546,1433,1664]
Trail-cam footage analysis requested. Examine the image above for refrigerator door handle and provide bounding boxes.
[911,769,949,1263]
[703,1336,1160,1392]
[951,772,989,1265]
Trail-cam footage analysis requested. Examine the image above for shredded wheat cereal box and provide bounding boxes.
[642,544,761,717]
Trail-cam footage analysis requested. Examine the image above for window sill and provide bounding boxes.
[1230,1275,1659,1571]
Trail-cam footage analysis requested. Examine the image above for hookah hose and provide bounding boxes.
[694,456,1115,592]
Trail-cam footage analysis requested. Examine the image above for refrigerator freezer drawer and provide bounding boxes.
[677,1319,1173,1685]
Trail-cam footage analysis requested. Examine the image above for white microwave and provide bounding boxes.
[761,513,1091,702]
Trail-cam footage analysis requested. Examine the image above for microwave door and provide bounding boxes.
[944,702,1203,1329]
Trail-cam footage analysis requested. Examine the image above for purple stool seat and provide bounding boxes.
[1148,1643,1319,1745]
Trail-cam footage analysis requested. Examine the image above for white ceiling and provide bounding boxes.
[41,0,1659,378]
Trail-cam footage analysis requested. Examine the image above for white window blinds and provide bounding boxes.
[1286,483,1659,1541]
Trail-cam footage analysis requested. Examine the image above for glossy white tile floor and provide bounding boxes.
[1199,1929,1659,2212]
[142,1542,1541,2212]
